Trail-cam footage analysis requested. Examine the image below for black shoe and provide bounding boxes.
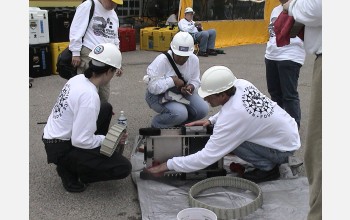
[56,166,87,193]
[197,51,208,57]
[207,49,218,56]
[242,165,280,183]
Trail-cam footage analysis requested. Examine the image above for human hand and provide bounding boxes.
[71,56,81,68]
[282,0,293,12]
[145,162,169,177]
[180,84,194,96]
[119,132,128,145]
[185,119,211,127]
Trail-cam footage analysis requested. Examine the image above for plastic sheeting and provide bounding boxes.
[131,150,310,220]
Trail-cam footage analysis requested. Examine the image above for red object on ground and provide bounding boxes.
[118,27,136,52]
[229,162,245,177]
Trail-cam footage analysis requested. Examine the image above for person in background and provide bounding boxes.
[146,66,301,183]
[178,7,217,57]
[42,43,131,193]
[165,8,179,26]
[265,0,306,129]
[69,0,123,103]
[144,32,209,128]
[283,0,322,219]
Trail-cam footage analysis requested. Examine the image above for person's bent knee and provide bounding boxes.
[113,161,132,179]
[100,102,113,115]
[202,31,209,38]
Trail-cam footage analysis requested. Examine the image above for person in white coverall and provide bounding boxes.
[146,66,301,183]
[43,43,131,193]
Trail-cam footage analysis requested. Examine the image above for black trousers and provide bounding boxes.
[44,102,132,183]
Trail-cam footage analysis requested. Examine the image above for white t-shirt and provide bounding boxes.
[265,5,305,64]
[288,0,322,55]
[146,50,201,95]
[43,74,104,149]
[165,14,177,25]
[167,79,300,172]
[178,18,198,33]
[69,0,120,56]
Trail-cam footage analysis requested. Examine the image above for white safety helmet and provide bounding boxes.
[170,32,194,56]
[89,43,122,69]
[198,66,237,98]
[184,7,195,14]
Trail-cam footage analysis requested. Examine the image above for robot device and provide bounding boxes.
[138,126,227,180]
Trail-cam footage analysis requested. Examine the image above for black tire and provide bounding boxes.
[139,127,161,136]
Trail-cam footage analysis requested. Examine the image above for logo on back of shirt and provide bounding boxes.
[53,84,70,119]
[242,86,274,118]
[91,17,116,39]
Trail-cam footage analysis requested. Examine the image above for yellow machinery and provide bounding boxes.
[49,42,69,75]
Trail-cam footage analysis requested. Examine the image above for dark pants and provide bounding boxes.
[44,102,132,183]
[265,58,302,128]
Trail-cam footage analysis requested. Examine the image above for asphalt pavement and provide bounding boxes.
[29,44,315,220]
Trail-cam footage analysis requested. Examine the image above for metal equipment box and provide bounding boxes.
[118,27,136,52]
[29,44,52,78]
[29,7,50,45]
[49,42,69,75]
[138,126,227,180]
[48,7,76,43]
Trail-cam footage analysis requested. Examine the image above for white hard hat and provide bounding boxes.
[170,32,194,56]
[89,43,122,69]
[184,7,195,14]
[198,66,237,98]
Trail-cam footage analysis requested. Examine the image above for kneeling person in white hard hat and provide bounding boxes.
[42,43,131,192]
[144,32,209,128]
[146,66,300,183]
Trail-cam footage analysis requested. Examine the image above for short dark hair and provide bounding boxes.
[214,86,236,97]
[84,60,116,78]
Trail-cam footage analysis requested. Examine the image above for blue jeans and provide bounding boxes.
[194,29,216,52]
[265,58,302,128]
[232,141,294,171]
[145,88,209,128]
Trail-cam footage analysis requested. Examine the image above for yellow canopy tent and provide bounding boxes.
[178,0,279,48]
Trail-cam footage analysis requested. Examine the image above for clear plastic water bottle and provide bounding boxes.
[117,110,127,127]
[117,111,128,144]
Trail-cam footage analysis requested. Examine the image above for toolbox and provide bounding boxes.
[29,7,50,45]
[48,7,76,42]
[140,27,155,50]
[29,44,52,78]
[140,26,179,52]
[50,42,70,75]
[118,27,136,52]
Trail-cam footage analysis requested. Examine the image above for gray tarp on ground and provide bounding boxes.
[130,148,309,220]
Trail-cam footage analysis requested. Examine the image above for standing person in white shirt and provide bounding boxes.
[283,0,322,219]
[178,7,217,57]
[146,66,301,183]
[69,0,123,103]
[265,0,306,129]
[42,43,131,193]
[144,32,209,128]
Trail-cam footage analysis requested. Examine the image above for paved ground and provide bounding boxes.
[29,44,315,220]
